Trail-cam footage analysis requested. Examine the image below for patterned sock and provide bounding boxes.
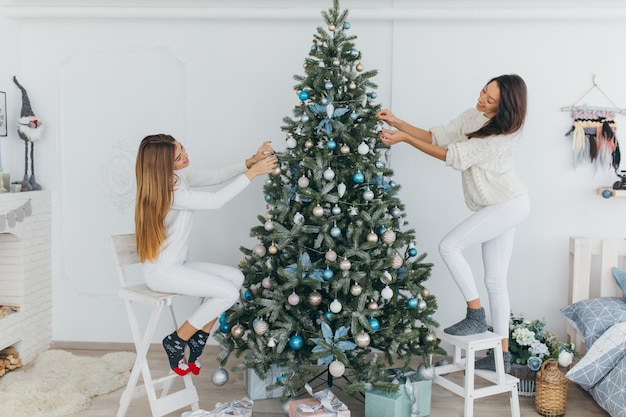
[162,331,189,376]
[443,307,487,335]
[475,351,511,373]
[187,330,209,375]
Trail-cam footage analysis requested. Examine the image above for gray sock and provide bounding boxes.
[475,351,511,373]
[443,307,487,335]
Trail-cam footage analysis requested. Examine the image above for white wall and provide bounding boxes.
[0,0,624,344]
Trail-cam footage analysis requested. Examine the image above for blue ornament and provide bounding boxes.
[377,226,387,235]
[408,247,418,257]
[324,311,334,321]
[389,181,396,188]
[350,112,358,121]
[298,90,309,101]
[219,322,230,333]
[289,334,304,350]
[375,160,384,169]
[344,22,351,30]
[602,189,613,199]
[219,313,227,324]
[330,226,341,238]
[327,140,337,150]
[331,205,341,215]
[350,48,358,57]
[353,171,364,184]
[369,317,381,331]
[407,298,418,309]
[277,374,285,382]
[370,92,378,99]
[323,268,334,280]
[244,289,252,301]
[325,81,333,90]
[264,194,272,202]
[311,44,317,51]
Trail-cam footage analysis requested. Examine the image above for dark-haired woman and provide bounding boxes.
[376,74,530,372]
[135,134,277,376]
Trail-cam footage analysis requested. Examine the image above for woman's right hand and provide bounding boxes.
[376,109,401,128]
[245,154,278,180]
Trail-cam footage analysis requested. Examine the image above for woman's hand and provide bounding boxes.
[379,129,407,146]
[245,154,278,180]
[376,109,401,128]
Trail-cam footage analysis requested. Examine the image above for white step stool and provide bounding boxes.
[433,328,520,417]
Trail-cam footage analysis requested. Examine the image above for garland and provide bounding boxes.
[0,199,32,233]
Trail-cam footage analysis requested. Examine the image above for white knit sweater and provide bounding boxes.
[430,108,528,211]
[154,162,250,263]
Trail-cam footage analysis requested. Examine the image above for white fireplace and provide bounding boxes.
[0,190,51,365]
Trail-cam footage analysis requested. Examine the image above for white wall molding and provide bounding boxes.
[3,6,626,20]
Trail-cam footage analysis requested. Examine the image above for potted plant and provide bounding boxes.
[10,181,22,193]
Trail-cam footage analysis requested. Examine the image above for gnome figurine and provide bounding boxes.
[13,76,43,191]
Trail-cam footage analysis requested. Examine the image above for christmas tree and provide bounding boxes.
[215,0,443,398]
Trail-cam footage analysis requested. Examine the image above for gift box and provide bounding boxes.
[288,383,350,417]
[181,397,253,417]
[364,368,432,417]
[243,364,287,400]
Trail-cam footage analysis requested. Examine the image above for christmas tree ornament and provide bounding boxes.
[329,360,345,377]
[325,249,337,262]
[294,212,305,225]
[340,143,350,154]
[264,220,274,231]
[331,204,341,215]
[264,194,272,202]
[219,321,230,333]
[211,367,229,386]
[418,299,427,311]
[350,48,358,57]
[381,285,393,300]
[316,39,323,47]
[268,337,277,348]
[337,182,346,197]
[313,204,324,217]
[350,111,358,120]
[382,229,396,245]
[363,188,374,201]
[408,245,418,257]
[323,268,334,280]
[288,292,300,306]
[355,331,371,347]
[356,62,364,72]
[298,175,309,188]
[298,90,309,101]
[230,324,245,338]
[350,283,362,296]
[425,332,436,343]
[339,258,351,271]
[367,231,378,243]
[344,21,351,30]
[286,136,297,149]
[390,206,401,218]
[308,291,322,306]
[375,160,384,169]
[332,58,340,66]
[325,81,333,90]
[268,243,278,255]
[328,24,336,31]
[219,312,227,324]
[417,363,435,380]
[330,299,342,313]
[349,82,356,90]
[324,311,334,321]
[368,317,380,331]
[305,139,314,149]
[382,270,393,284]
[369,91,378,99]
[357,141,369,155]
[301,114,310,123]
[244,289,253,301]
[378,227,388,236]
[348,206,358,216]
[289,334,304,350]
[353,171,364,183]
[323,167,335,180]
[391,254,403,269]
[252,244,266,257]
[367,300,379,310]
[265,211,274,220]
[369,100,377,108]
[422,287,431,297]
[330,225,341,238]
[262,276,272,289]
[273,166,282,176]
[253,318,269,335]
[407,298,418,309]
[326,139,337,150]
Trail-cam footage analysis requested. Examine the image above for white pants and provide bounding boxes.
[143,261,244,330]
[438,194,530,337]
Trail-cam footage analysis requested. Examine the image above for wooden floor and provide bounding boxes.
[61,344,610,417]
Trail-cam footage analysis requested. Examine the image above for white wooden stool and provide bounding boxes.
[433,328,520,417]
[111,233,200,417]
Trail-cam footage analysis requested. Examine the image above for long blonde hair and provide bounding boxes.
[135,134,177,262]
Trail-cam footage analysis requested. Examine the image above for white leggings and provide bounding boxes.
[143,261,244,330]
[438,194,530,338]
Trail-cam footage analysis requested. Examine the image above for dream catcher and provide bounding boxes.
[563,77,622,171]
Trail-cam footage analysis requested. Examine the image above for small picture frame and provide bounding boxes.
[0,91,7,136]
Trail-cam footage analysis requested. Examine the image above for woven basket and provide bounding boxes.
[509,364,536,397]
[535,359,568,417]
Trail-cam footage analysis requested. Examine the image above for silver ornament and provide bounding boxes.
[425,332,436,343]
[323,167,335,181]
[253,319,269,335]
[262,276,272,289]
[264,221,274,231]
[329,360,345,377]
[417,363,435,380]
[298,176,310,188]
[230,324,245,339]
[422,287,431,298]
[363,189,374,201]
[252,244,266,257]
[294,212,305,225]
[355,331,371,347]
[331,205,341,215]
[308,291,322,307]
[211,367,230,386]
[390,207,401,218]
[268,337,277,348]
[357,142,369,155]
[339,258,351,271]
[330,299,342,313]
[337,182,346,197]
[350,283,363,296]
[381,285,393,300]
[286,137,297,149]
[418,299,428,311]
[367,300,379,310]
[382,230,396,245]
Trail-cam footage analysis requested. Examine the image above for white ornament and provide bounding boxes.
[252,244,266,257]
[211,367,230,386]
[337,182,346,197]
[253,319,269,335]
[294,212,305,225]
[363,189,374,201]
[329,360,345,377]
[339,259,351,271]
[330,299,342,313]
[367,232,378,243]
[350,283,362,296]
[262,277,271,288]
[264,221,274,232]
[381,285,393,300]
[298,176,310,188]
[268,337,276,348]
[313,205,324,217]
[326,103,335,118]
[288,292,300,306]
[325,250,338,262]
[323,167,335,181]
[340,144,350,154]
[357,142,369,155]
[382,230,396,245]
[286,137,297,149]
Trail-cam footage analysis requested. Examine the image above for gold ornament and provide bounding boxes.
[305,139,314,149]
[350,283,362,296]
[313,204,324,217]
[269,244,278,255]
[355,331,371,347]
[425,332,436,343]
[367,300,379,310]
[356,62,364,72]
[339,258,351,271]
[349,82,356,90]
[332,58,340,66]
[422,287,431,298]
[308,291,322,307]
[230,324,245,339]
[367,231,379,243]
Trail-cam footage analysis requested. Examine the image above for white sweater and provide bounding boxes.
[430,108,528,211]
[154,162,250,263]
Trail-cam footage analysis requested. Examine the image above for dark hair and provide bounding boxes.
[468,74,527,139]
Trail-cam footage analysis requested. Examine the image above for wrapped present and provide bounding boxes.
[181,397,253,417]
[244,364,287,399]
[365,368,432,417]
[288,383,350,417]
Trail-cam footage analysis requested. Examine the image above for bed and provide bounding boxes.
[561,237,626,417]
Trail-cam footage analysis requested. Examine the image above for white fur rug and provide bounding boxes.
[0,349,135,417]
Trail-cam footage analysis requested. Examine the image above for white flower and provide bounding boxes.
[558,351,574,367]
[513,328,536,346]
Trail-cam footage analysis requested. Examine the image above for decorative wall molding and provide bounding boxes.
[3,6,626,21]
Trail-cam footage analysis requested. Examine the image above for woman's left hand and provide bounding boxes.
[254,141,275,162]
[379,129,406,146]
